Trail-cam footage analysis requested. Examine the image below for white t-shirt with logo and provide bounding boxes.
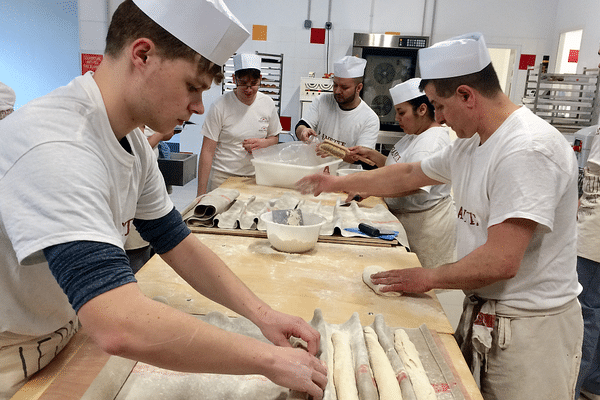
[0,72,173,335]
[384,126,451,212]
[201,91,281,176]
[301,93,380,148]
[421,106,580,310]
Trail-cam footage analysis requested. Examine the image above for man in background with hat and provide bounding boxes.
[0,82,15,120]
[197,52,282,195]
[295,55,380,168]
[0,1,326,399]
[297,32,581,399]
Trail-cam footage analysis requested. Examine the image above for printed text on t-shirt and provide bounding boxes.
[457,206,479,226]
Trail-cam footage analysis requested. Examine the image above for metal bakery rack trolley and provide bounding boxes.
[522,64,600,133]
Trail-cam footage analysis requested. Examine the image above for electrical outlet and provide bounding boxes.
[304,19,312,29]
[325,22,332,30]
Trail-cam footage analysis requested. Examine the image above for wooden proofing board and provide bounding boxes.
[136,233,453,333]
[12,330,482,400]
[35,312,479,400]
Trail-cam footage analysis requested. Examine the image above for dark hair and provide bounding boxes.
[105,0,224,84]
[235,69,261,81]
[407,94,435,120]
[419,63,501,99]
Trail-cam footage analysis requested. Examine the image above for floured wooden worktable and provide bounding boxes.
[136,232,453,332]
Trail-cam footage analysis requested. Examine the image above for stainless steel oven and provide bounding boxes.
[353,33,429,132]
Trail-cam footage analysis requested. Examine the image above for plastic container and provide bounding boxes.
[260,211,326,253]
[251,158,342,188]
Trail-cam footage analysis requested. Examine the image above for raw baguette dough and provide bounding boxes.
[362,265,402,297]
[363,326,403,399]
[326,328,337,400]
[394,329,436,400]
[332,331,360,400]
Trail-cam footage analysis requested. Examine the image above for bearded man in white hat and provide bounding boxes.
[295,55,380,168]
[0,1,326,399]
[197,53,282,195]
[297,32,581,400]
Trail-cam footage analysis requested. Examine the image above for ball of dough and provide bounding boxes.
[362,265,402,297]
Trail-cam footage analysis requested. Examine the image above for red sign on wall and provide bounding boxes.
[81,53,103,75]
[519,54,536,70]
[310,28,326,45]
[279,116,291,131]
[568,49,579,63]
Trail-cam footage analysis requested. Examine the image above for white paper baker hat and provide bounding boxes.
[389,78,424,105]
[132,0,249,66]
[334,56,367,78]
[233,53,261,72]
[0,82,16,111]
[418,32,491,79]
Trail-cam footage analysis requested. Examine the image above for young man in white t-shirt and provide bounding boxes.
[197,53,282,195]
[298,33,581,400]
[0,2,326,399]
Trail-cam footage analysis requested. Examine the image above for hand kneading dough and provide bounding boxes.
[394,329,436,400]
[332,331,360,400]
[362,265,401,297]
[363,326,403,399]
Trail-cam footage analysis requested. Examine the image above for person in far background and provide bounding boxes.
[295,56,380,169]
[346,78,456,269]
[124,125,177,274]
[0,82,16,120]
[145,125,175,157]
[574,104,600,398]
[197,53,282,195]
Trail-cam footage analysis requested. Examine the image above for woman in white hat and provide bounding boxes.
[347,78,456,269]
[197,53,282,195]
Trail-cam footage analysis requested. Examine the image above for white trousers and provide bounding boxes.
[456,298,583,400]
[208,169,252,193]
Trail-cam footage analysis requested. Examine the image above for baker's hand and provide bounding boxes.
[296,173,336,196]
[256,307,321,356]
[370,267,434,294]
[242,138,266,153]
[298,127,317,143]
[266,346,327,400]
[347,146,384,166]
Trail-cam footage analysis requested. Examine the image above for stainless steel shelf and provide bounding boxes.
[522,65,600,133]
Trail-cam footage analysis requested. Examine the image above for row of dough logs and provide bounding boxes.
[331,327,437,400]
